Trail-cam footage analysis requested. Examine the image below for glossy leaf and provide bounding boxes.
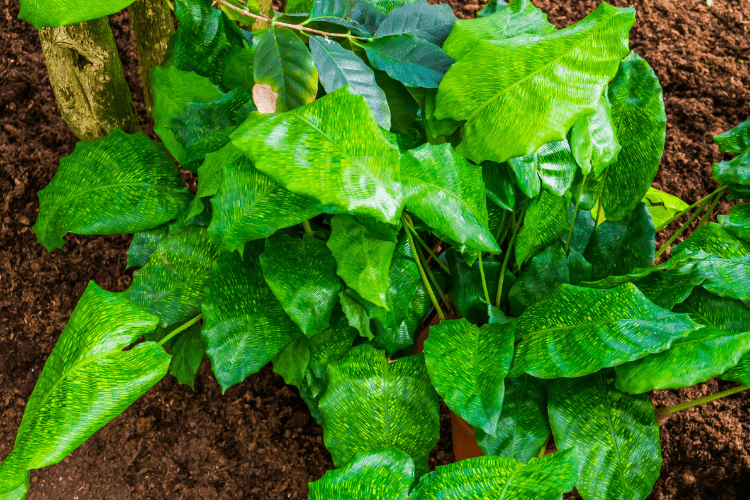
[446,248,516,322]
[410,449,578,500]
[600,52,667,221]
[374,0,457,47]
[435,2,635,165]
[318,343,440,477]
[714,116,750,154]
[0,474,28,500]
[442,0,554,62]
[642,187,689,230]
[126,224,170,269]
[508,139,578,199]
[202,246,303,392]
[567,201,596,254]
[33,130,191,251]
[548,369,661,500]
[722,354,750,386]
[0,282,168,493]
[509,283,696,379]
[363,34,454,89]
[310,35,391,131]
[307,0,387,36]
[306,307,359,395]
[515,190,571,266]
[230,86,403,224]
[339,290,375,340]
[327,215,397,310]
[18,0,134,28]
[421,87,463,139]
[424,319,514,435]
[260,233,341,336]
[272,332,310,387]
[713,152,750,192]
[629,269,705,310]
[508,242,570,317]
[719,203,750,242]
[569,91,621,176]
[482,161,516,212]
[168,321,205,390]
[474,374,550,463]
[186,143,243,221]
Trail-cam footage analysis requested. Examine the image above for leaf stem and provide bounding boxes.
[411,229,452,313]
[494,209,511,248]
[697,188,722,230]
[478,253,491,310]
[654,194,714,260]
[654,185,726,232]
[403,214,445,321]
[657,384,749,418]
[495,209,522,309]
[302,220,314,237]
[565,173,587,255]
[158,314,202,346]
[537,432,551,458]
[402,216,451,275]
[594,196,603,228]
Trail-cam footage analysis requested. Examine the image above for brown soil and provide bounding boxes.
[1,0,748,499]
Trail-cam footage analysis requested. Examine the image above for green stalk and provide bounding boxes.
[654,185,726,232]
[565,173,587,255]
[494,210,511,248]
[302,220,314,237]
[697,188,722,230]
[495,210,523,309]
[654,195,714,260]
[410,227,452,312]
[158,314,202,346]
[402,217,451,275]
[537,432,551,458]
[478,253,491,310]
[657,384,749,418]
[403,215,445,321]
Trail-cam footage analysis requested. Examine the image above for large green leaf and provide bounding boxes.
[363,34,454,89]
[125,226,220,332]
[307,0,387,37]
[402,143,499,252]
[712,117,750,189]
[0,282,168,494]
[548,369,661,500]
[272,332,310,387]
[719,203,750,242]
[308,447,415,500]
[221,45,256,95]
[441,0,554,62]
[722,354,750,386]
[474,374,550,463]
[423,319,514,435]
[260,233,341,336]
[642,187,689,231]
[515,190,571,266]
[318,343,439,477]
[0,474,28,500]
[18,0,135,28]
[305,307,359,395]
[410,449,578,500]
[168,321,205,390]
[230,86,403,224]
[420,87,463,139]
[374,70,420,134]
[186,143,243,222]
[674,286,750,332]
[509,283,696,379]
[374,0,456,47]
[309,35,390,131]
[600,52,667,221]
[714,116,750,154]
[508,242,570,317]
[584,201,655,281]
[482,161,516,212]
[327,214,397,309]
[254,26,319,112]
[569,91,621,176]
[630,269,704,310]
[508,139,578,199]
[201,246,303,392]
[434,2,635,165]
[33,130,191,251]
[126,224,170,269]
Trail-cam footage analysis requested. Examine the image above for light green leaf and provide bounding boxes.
[643,187,689,230]
[254,26,319,112]
[424,319,514,435]
[18,0,135,28]
[202,246,303,392]
[33,130,191,251]
[569,91,621,176]
[364,34,454,89]
[421,87,463,139]
[260,233,342,336]
[126,224,170,269]
[508,242,570,317]
[310,35,391,131]
[435,2,635,165]
[442,0,554,62]
[719,203,750,242]
[168,321,205,390]
[714,116,750,154]
[515,190,571,266]
[509,283,696,379]
[474,374,550,463]
[722,354,750,386]
[319,343,439,477]
[0,282,168,494]
[508,140,578,199]
[600,52,667,221]
[185,143,244,221]
[230,86,403,224]
[410,449,578,500]
[374,0,457,47]
[548,369,661,500]
[0,473,28,500]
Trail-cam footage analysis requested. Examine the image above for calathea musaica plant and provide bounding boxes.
[2,0,750,498]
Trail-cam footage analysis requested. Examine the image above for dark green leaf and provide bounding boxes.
[221,46,256,94]
[713,152,750,191]
[339,289,375,340]
[421,87,463,139]
[307,0,387,37]
[446,248,516,322]
[126,224,170,269]
[515,190,571,266]
[168,321,205,390]
[364,34,454,89]
[567,249,593,286]
[630,269,705,310]
[714,116,750,154]
[509,242,570,317]
[375,0,456,47]
[719,203,750,242]
[567,202,596,254]
[482,161,516,212]
[272,332,310,387]
[374,70,419,134]
[185,143,243,221]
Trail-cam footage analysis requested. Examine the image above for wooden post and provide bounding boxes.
[38,17,140,141]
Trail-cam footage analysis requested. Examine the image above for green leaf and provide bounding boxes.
[168,321,205,390]
[410,449,578,500]
[374,0,457,47]
[421,87,463,139]
[722,354,750,386]
[515,190,571,266]
[435,2,635,165]
[629,269,705,310]
[674,286,750,333]
[474,374,550,463]
[446,248,516,322]
[285,0,314,14]
[307,0,387,36]
[482,161,516,212]
[318,343,439,477]
[509,283,696,379]
[548,369,661,500]
[310,35,391,131]
[719,203,750,242]
[583,201,655,281]
[713,152,750,191]
[423,319,514,436]
[642,187,690,230]
[402,143,499,252]
[32,130,191,251]
[254,26,319,112]
[508,242,570,317]
[567,249,593,286]
[230,86,403,224]
[272,332,310,387]
[126,226,220,331]
[442,0,554,62]
[714,116,750,154]
[0,473,28,500]
[308,447,414,500]
[18,0,135,28]
[186,143,243,221]
[508,140,578,199]
[306,307,359,394]
[600,52,667,221]
[201,246,303,392]
[221,46,256,94]
[374,70,419,134]
[260,233,342,336]
[0,282,168,493]
[151,65,224,166]
[363,34,454,89]
[327,214,397,310]
[567,201,596,254]
[339,290,375,340]
[569,91,621,176]
[476,0,508,18]
[126,224,170,269]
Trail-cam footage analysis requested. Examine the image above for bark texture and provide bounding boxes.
[128,0,174,114]
[38,17,139,141]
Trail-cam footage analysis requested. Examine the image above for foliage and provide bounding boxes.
[5,0,750,498]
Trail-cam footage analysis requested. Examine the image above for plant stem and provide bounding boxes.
[654,185,727,232]
[658,384,749,417]
[158,314,202,346]
[478,253,491,309]
[594,196,603,228]
[654,195,714,260]
[495,210,522,309]
[302,220,314,237]
[402,216,451,275]
[494,210,511,248]
[537,432,551,458]
[410,229,452,312]
[697,187,723,230]
[403,215,445,321]
[565,173,587,255]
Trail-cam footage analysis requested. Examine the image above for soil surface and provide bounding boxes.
[1,0,749,499]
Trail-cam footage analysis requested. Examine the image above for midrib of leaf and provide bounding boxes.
[510,375,529,456]
[497,465,521,499]
[519,318,646,340]
[473,327,481,415]
[598,373,628,491]
[402,173,483,222]
[381,355,393,447]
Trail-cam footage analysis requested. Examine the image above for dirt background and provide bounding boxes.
[1,0,749,498]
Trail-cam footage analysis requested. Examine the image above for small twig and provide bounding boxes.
[655,384,749,424]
